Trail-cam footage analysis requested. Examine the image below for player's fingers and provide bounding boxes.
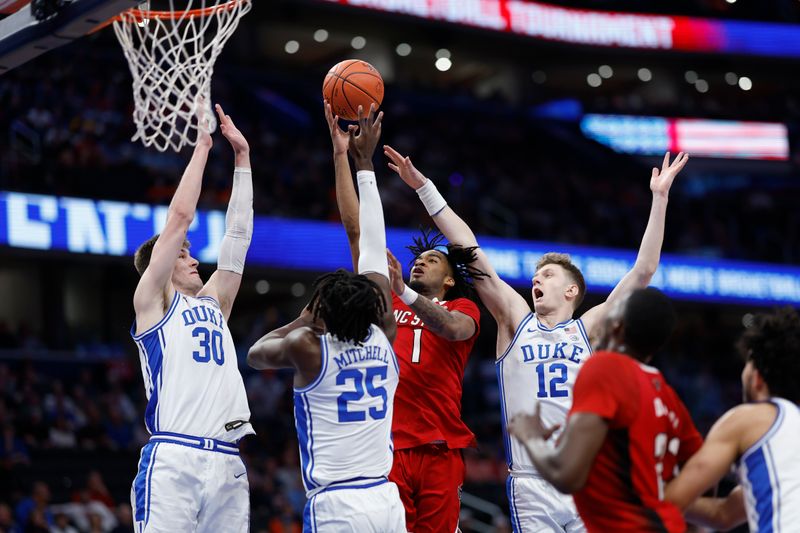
[384,145,402,163]
[662,151,670,171]
[357,105,366,126]
[373,110,384,129]
[388,162,400,174]
[651,168,659,179]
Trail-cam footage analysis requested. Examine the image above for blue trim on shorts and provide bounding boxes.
[302,493,318,533]
[133,442,156,522]
[149,431,240,455]
[319,476,388,493]
[506,476,522,533]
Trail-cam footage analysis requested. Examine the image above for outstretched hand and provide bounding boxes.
[384,145,427,190]
[348,104,383,170]
[215,104,249,154]
[325,100,356,156]
[650,151,688,198]
[386,249,405,296]
[508,402,561,444]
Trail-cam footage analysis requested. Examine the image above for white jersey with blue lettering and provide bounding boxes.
[738,397,800,533]
[496,313,593,473]
[294,323,399,497]
[131,291,254,442]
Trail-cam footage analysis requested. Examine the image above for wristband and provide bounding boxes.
[399,284,419,306]
[416,180,447,216]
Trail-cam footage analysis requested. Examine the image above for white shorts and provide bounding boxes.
[131,434,249,533]
[506,474,585,533]
[303,478,406,532]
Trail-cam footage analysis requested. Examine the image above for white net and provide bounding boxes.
[112,0,252,152]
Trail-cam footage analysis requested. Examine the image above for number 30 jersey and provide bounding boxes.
[496,313,592,473]
[131,291,254,442]
[294,324,399,496]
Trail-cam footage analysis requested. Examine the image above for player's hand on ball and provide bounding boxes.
[386,249,405,295]
[384,145,427,190]
[324,100,354,157]
[348,104,383,168]
[509,403,561,443]
[650,151,688,198]
[215,104,249,154]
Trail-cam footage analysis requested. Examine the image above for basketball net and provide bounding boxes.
[111,0,252,152]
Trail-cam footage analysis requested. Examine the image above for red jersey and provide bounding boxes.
[570,351,703,533]
[390,293,480,450]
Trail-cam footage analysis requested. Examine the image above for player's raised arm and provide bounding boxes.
[247,308,322,370]
[133,110,212,332]
[383,145,529,343]
[581,152,688,335]
[200,104,253,320]
[326,102,361,270]
[350,105,396,342]
[665,404,752,527]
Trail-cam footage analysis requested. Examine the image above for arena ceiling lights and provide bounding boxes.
[322,0,800,59]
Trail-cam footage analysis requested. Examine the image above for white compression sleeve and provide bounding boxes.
[217,167,253,274]
[356,170,389,279]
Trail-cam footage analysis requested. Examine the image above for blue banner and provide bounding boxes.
[2,191,799,306]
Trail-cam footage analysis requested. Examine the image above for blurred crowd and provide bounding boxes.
[1,45,799,266]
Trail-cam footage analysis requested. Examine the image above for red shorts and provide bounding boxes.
[389,444,465,533]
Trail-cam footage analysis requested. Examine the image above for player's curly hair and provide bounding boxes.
[737,307,800,403]
[307,269,386,345]
[406,228,489,301]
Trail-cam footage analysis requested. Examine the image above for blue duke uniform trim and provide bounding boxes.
[739,398,800,533]
[496,313,592,471]
[293,324,398,497]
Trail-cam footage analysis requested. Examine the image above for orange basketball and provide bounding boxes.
[323,59,384,121]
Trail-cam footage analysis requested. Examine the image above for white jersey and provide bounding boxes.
[131,291,254,442]
[738,397,800,532]
[496,313,592,473]
[294,324,399,496]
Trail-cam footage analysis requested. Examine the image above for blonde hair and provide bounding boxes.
[535,252,586,310]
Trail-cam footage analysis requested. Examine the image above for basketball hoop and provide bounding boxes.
[106,0,252,152]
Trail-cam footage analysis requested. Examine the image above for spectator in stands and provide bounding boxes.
[0,502,20,533]
[14,482,53,530]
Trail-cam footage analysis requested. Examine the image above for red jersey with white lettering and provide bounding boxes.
[390,293,480,450]
[569,351,703,533]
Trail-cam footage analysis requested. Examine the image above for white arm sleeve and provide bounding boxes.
[217,166,253,275]
[356,170,389,279]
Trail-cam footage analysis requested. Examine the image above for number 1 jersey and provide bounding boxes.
[131,291,254,442]
[391,294,480,450]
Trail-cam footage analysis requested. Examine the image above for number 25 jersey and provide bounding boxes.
[131,292,254,442]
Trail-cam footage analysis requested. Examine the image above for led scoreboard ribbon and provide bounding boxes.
[3,191,800,306]
[322,0,800,58]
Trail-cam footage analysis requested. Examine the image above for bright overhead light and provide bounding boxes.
[291,283,306,297]
[396,43,411,56]
[695,79,709,93]
[725,0,736,3]
[725,72,738,85]
[637,68,652,82]
[255,280,270,295]
[435,57,452,71]
[532,70,547,84]
[598,65,613,79]
[284,40,299,54]
[435,48,451,59]
[739,76,753,91]
[587,73,602,87]
[313,29,328,42]
[351,36,366,49]
[684,70,698,83]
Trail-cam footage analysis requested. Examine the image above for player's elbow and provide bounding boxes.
[550,471,585,494]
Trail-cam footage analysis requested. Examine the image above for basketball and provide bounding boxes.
[322,59,384,121]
